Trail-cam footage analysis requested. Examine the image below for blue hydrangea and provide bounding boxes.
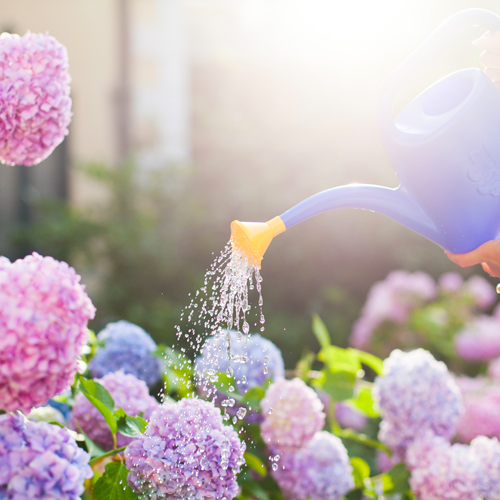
[89,320,163,388]
[194,330,285,395]
[0,414,92,500]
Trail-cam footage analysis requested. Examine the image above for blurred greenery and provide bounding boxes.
[7,158,484,366]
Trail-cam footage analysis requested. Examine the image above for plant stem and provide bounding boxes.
[89,446,127,465]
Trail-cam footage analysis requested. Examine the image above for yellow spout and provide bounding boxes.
[230,216,286,268]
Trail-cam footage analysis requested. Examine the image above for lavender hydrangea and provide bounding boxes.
[89,320,163,388]
[70,370,159,450]
[194,330,285,395]
[125,398,245,500]
[455,316,500,361]
[470,436,500,498]
[406,433,484,500]
[373,349,463,455]
[0,253,95,413]
[0,413,92,500]
[272,431,354,500]
[260,378,325,454]
[0,32,72,166]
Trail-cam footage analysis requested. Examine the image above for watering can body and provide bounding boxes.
[232,9,500,266]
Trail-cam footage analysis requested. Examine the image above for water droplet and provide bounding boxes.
[236,408,247,419]
[242,321,250,335]
[241,376,247,384]
[232,416,238,424]
[272,463,278,471]
[226,367,234,378]
[263,366,269,375]
[268,408,273,415]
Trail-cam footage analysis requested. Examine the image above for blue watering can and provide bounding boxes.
[231,9,500,268]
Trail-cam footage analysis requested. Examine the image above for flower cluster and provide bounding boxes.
[0,253,95,413]
[194,330,285,395]
[125,398,245,500]
[260,377,325,454]
[272,431,354,500]
[0,413,92,500]
[70,370,159,450]
[455,316,500,361]
[351,270,436,349]
[373,349,463,455]
[455,375,500,443]
[89,320,163,388]
[0,32,72,166]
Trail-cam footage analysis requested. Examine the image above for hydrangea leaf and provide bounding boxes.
[92,461,136,500]
[383,463,411,495]
[114,408,147,437]
[346,386,380,418]
[318,346,361,375]
[240,385,267,409]
[244,451,267,477]
[315,369,356,401]
[79,376,117,435]
[312,314,331,350]
[350,457,370,488]
[356,351,383,376]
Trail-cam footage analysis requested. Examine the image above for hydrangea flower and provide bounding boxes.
[272,431,354,500]
[335,402,367,431]
[194,330,284,396]
[470,436,500,498]
[0,32,72,166]
[373,349,462,456]
[260,378,325,454]
[406,433,484,500]
[0,413,92,500]
[89,320,163,388]
[438,272,464,293]
[463,275,496,310]
[351,270,436,349]
[0,253,95,413]
[455,316,500,361]
[454,375,500,443]
[70,370,159,450]
[125,398,245,500]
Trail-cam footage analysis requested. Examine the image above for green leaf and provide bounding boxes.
[244,452,267,477]
[350,457,370,488]
[79,376,117,436]
[240,386,266,409]
[346,386,380,418]
[318,346,361,375]
[312,314,331,350]
[315,369,356,401]
[356,350,384,376]
[92,461,136,500]
[114,408,147,437]
[383,463,411,495]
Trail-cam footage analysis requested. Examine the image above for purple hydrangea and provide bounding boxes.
[438,272,464,293]
[194,330,285,395]
[70,370,159,450]
[463,275,496,310]
[351,270,436,349]
[470,436,500,498]
[0,413,92,500]
[0,32,72,166]
[124,398,245,500]
[260,378,325,454]
[455,316,500,361]
[89,320,163,388]
[373,349,463,456]
[272,431,354,500]
[406,433,484,500]
[0,253,95,413]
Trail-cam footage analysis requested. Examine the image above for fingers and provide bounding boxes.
[473,31,500,53]
[481,262,500,278]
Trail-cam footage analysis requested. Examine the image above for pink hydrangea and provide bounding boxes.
[335,402,367,431]
[260,378,325,454]
[351,270,436,349]
[406,433,484,500]
[470,436,500,498]
[373,349,462,456]
[455,316,500,361]
[70,371,159,450]
[0,32,72,166]
[464,275,496,310]
[272,431,354,500]
[0,252,95,413]
[455,375,500,443]
[489,357,500,380]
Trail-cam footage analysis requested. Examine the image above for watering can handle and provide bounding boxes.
[379,8,500,138]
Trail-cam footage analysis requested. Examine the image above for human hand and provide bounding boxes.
[474,30,500,91]
[445,240,500,278]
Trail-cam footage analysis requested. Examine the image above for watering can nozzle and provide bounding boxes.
[230,216,286,268]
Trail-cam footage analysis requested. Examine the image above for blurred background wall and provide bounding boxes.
[0,0,499,365]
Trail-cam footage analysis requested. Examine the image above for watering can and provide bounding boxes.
[231,8,500,268]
